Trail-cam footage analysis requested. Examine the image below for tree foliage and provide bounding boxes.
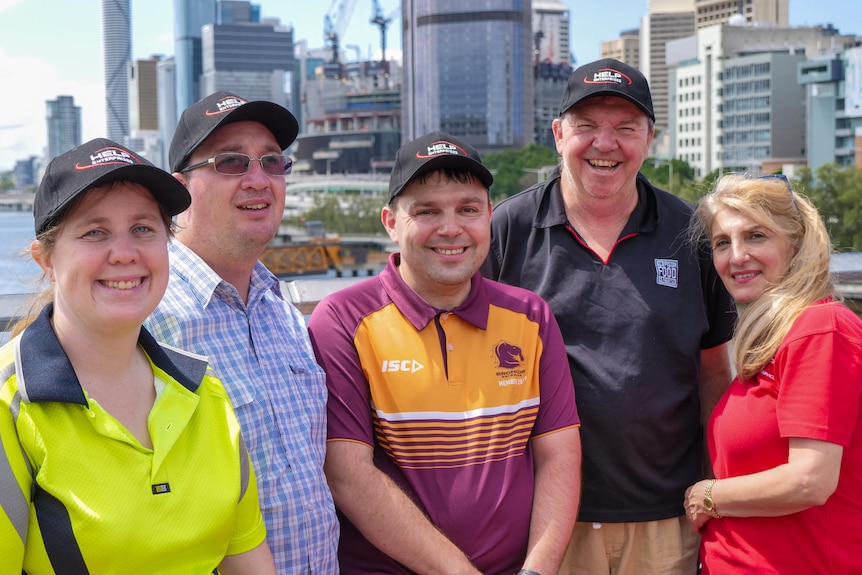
[796,164,862,251]
[0,172,14,192]
[639,158,706,204]
[284,194,388,236]
[482,143,559,201]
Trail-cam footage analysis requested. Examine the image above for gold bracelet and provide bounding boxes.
[704,479,721,519]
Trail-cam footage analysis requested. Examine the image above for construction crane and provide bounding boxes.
[370,0,398,67]
[324,0,358,66]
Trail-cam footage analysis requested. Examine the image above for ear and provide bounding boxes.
[381,204,398,244]
[30,240,54,281]
[552,118,564,154]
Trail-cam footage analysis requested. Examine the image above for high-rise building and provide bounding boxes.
[200,19,295,105]
[103,0,131,142]
[601,28,640,67]
[799,46,862,171]
[218,0,260,23]
[533,0,572,148]
[46,95,82,160]
[666,23,860,177]
[127,57,163,168]
[157,57,178,170]
[641,0,696,131]
[174,0,216,114]
[13,156,39,190]
[533,0,571,65]
[402,0,534,153]
[694,0,788,30]
[641,0,791,132]
[130,58,160,132]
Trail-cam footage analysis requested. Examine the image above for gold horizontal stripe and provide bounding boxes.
[377,426,531,457]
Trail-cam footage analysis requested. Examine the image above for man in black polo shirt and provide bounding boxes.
[482,58,736,575]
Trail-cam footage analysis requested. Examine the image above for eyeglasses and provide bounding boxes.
[759,173,792,191]
[181,153,293,176]
[759,173,798,209]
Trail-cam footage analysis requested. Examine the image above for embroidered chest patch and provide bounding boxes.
[654,259,679,288]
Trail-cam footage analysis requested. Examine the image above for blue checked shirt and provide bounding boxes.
[145,242,339,574]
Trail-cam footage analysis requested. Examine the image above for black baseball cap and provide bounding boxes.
[35,138,191,235]
[168,91,299,172]
[559,58,655,121]
[388,131,494,203]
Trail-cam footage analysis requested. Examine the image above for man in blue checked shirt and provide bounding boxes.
[145,91,339,574]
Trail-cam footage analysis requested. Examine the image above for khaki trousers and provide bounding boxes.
[558,516,700,575]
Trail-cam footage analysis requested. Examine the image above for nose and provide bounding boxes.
[729,241,749,265]
[240,157,272,189]
[436,211,462,237]
[591,126,619,152]
[109,234,139,264]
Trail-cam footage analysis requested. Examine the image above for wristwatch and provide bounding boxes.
[704,479,721,519]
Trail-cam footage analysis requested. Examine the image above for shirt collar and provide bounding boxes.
[169,240,284,308]
[534,168,658,234]
[379,253,490,332]
[15,303,206,405]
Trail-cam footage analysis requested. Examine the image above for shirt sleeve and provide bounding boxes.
[533,298,580,437]
[0,370,32,571]
[225,446,268,556]
[776,305,862,447]
[308,296,375,447]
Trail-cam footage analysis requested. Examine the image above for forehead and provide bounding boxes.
[197,121,280,154]
[63,182,160,222]
[711,207,764,234]
[398,172,489,205]
[569,96,647,120]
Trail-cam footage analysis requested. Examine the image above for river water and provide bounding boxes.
[0,211,41,296]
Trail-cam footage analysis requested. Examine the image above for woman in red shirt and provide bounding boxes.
[685,173,862,574]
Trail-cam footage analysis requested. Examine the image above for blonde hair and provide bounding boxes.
[692,174,837,380]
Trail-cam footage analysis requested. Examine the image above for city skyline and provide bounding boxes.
[0,0,858,171]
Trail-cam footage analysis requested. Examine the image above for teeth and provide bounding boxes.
[590,159,618,168]
[103,279,142,290]
[241,203,267,210]
[734,272,759,280]
[436,248,465,256]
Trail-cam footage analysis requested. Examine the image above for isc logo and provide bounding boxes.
[381,359,424,373]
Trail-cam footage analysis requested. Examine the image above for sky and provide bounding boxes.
[0,0,858,171]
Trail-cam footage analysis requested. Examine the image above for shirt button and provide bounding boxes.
[447,343,454,350]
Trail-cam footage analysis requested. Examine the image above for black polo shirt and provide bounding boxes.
[483,167,736,522]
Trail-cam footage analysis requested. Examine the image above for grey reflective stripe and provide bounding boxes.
[9,392,33,480]
[238,434,250,503]
[0,364,30,545]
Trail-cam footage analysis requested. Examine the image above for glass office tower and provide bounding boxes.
[402,0,534,152]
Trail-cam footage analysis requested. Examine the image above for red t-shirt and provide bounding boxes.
[702,301,862,574]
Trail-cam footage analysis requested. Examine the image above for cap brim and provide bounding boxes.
[173,101,299,172]
[390,155,494,202]
[42,165,190,232]
[561,91,655,121]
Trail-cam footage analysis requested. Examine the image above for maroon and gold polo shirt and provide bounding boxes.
[309,254,579,574]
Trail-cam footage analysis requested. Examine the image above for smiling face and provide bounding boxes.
[34,182,170,335]
[553,96,653,204]
[710,208,796,303]
[175,120,286,266]
[381,171,491,310]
